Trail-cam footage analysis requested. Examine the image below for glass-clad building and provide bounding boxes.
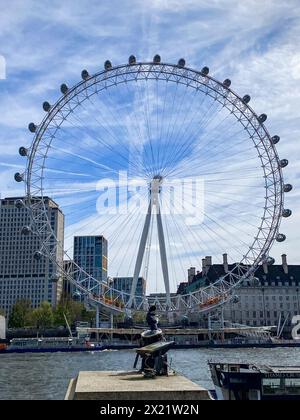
[73,236,108,294]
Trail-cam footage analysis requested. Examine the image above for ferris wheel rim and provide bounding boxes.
[21,60,285,314]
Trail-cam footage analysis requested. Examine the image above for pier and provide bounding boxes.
[65,371,211,400]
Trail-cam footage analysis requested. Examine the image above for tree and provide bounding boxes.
[8,300,32,328]
[53,298,95,327]
[0,308,5,317]
[31,302,54,328]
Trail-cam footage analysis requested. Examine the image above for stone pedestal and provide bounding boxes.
[65,371,211,400]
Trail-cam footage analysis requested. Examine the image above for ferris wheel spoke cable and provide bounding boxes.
[163,210,192,287]
[204,189,265,208]
[163,187,244,263]
[176,188,257,240]
[142,211,154,282]
[166,127,251,179]
[65,111,146,179]
[160,84,208,173]
[134,81,157,176]
[162,196,207,269]
[173,116,246,164]
[167,186,251,255]
[66,109,147,177]
[85,93,149,177]
[51,117,134,177]
[64,200,141,247]
[45,154,118,178]
[153,81,166,173]
[110,202,148,278]
[174,148,259,181]
[161,97,221,177]
[159,81,179,149]
[196,137,254,165]
[49,143,128,179]
[124,210,150,280]
[164,99,224,173]
[161,191,213,267]
[107,190,149,250]
[162,208,180,291]
[159,83,191,172]
[158,82,182,174]
[121,82,155,176]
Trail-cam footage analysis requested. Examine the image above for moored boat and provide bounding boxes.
[209,361,300,400]
[2,337,103,354]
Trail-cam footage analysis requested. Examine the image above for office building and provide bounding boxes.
[0,196,64,316]
[73,236,108,294]
[112,276,146,304]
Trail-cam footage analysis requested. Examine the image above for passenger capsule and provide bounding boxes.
[19,147,28,157]
[15,199,24,209]
[178,58,186,67]
[43,101,51,112]
[201,66,209,76]
[242,95,251,104]
[280,159,289,168]
[14,173,23,183]
[266,256,275,266]
[223,79,231,87]
[272,135,280,145]
[252,277,260,287]
[60,84,69,95]
[276,234,286,243]
[21,226,31,236]
[258,114,267,123]
[73,291,81,300]
[283,209,292,218]
[153,54,161,64]
[81,69,90,80]
[129,55,136,65]
[232,295,240,304]
[284,184,293,193]
[104,60,112,70]
[28,122,37,133]
[34,251,43,260]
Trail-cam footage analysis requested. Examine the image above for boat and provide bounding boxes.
[209,361,300,400]
[1,337,104,354]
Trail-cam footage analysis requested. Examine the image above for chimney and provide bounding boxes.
[263,261,268,274]
[205,256,212,267]
[282,254,288,274]
[202,258,207,275]
[188,267,196,284]
[223,253,229,273]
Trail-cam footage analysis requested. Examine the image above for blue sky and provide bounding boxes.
[0,0,299,292]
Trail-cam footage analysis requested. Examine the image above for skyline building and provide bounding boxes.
[73,235,108,295]
[0,196,64,317]
[178,254,300,332]
[112,276,146,304]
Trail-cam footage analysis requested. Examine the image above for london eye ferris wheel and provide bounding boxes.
[15,55,292,316]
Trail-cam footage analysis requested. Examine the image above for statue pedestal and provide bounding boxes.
[65,371,211,400]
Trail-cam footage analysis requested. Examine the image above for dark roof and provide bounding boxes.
[178,263,300,294]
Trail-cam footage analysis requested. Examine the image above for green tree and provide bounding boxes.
[133,311,146,325]
[8,300,32,328]
[53,298,95,327]
[53,304,71,326]
[0,308,5,317]
[31,302,54,328]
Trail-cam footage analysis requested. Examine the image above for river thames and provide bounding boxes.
[0,347,300,399]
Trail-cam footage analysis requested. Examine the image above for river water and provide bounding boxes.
[0,347,300,400]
